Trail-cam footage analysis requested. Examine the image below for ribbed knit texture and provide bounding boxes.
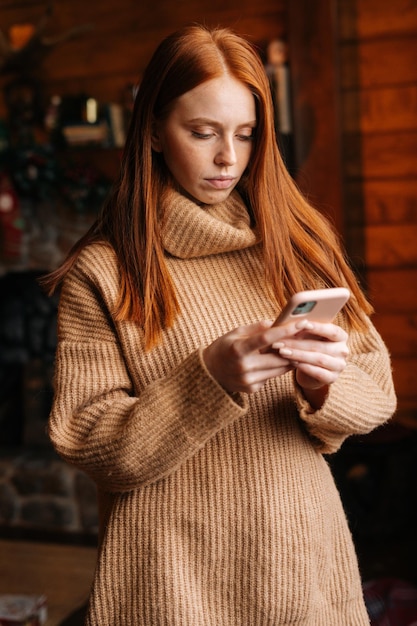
[49,189,396,625]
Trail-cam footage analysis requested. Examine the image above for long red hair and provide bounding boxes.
[42,24,372,348]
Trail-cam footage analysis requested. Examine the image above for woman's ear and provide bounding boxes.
[151,121,163,152]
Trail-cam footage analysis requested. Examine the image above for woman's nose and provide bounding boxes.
[214,138,237,166]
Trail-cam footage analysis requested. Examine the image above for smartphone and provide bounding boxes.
[273,287,350,327]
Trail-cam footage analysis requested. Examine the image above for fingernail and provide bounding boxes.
[272,341,285,349]
[279,347,293,356]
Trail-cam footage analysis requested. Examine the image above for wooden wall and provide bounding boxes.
[338,0,417,425]
[0,0,286,106]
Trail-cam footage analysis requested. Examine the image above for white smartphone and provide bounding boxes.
[273,287,350,327]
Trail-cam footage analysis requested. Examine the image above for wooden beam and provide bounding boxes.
[287,0,344,235]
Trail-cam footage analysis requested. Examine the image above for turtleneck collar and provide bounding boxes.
[161,189,259,259]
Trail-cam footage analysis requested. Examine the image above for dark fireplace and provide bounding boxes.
[0,269,57,447]
[0,270,98,542]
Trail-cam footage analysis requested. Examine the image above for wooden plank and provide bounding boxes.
[40,12,285,82]
[338,0,417,41]
[342,85,417,134]
[0,2,50,28]
[0,1,43,8]
[345,179,417,226]
[367,269,417,314]
[365,224,417,268]
[340,37,417,89]
[372,313,417,357]
[344,224,367,275]
[343,185,365,231]
[390,357,417,400]
[0,0,286,83]
[336,0,357,41]
[361,132,417,179]
[344,132,417,178]
[288,0,344,234]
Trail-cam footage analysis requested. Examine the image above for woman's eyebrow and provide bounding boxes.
[187,117,257,127]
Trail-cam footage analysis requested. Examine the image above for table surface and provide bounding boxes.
[0,538,97,625]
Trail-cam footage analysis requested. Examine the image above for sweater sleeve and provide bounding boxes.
[294,317,397,454]
[48,250,248,492]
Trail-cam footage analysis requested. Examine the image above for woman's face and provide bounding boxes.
[152,74,256,205]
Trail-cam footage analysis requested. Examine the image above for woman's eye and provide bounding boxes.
[192,131,213,139]
[237,133,254,142]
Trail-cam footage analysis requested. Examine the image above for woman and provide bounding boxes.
[45,24,396,625]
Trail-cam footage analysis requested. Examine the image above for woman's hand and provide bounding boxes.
[272,319,349,408]
[203,320,294,394]
[203,319,349,407]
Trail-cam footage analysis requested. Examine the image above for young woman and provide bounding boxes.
[45,24,396,625]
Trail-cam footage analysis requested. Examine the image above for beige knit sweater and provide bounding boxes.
[49,189,396,625]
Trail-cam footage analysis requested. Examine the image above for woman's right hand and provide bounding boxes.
[203,320,294,394]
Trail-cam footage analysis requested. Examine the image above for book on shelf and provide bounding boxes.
[61,102,127,148]
[62,121,109,146]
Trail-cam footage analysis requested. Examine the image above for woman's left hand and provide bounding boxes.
[272,320,349,408]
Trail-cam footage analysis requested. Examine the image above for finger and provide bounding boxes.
[235,363,294,394]
[296,362,341,387]
[229,320,277,355]
[235,350,293,379]
[227,326,282,357]
[293,321,348,343]
[279,346,347,373]
[278,341,349,360]
[235,320,274,336]
[247,321,311,354]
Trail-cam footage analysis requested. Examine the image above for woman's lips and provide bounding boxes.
[206,177,235,189]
